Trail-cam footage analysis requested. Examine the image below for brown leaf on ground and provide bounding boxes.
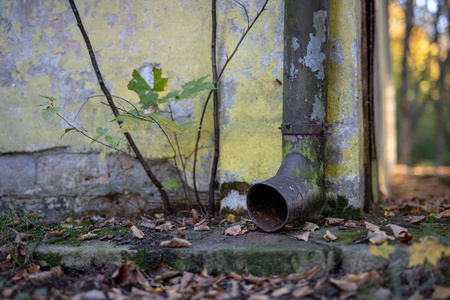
[368,230,394,245]
[302,222,319,231]
[180,271,195,291]
[131,225,145,239]
[149,263,181,282]
[77,231,98,241]
[194,223,210,231]
[386,224,408,238]
[323,230,338,241]
[329,277,358,292]
[243,274,268,284]
[346,270,380,285]
[364,221,381,232]
[28,264,40,274]
[44,229,67,240]
[324,218,344,226]
[344,220,361,228]
[384,209,395,217]
[294,232,310,242]
[288,263,322,281]
[140,218,156,229]
[435,209,450,219]
[155,221,175,232]
[409,215,427,224]
[112,263,150,290]
[271,287,290,297]
[227,214,236,223]
[160,237,192,248]
[432,285,450,300]
[228,271,243,281]
[224,225,247,236]
[292,286,314,298]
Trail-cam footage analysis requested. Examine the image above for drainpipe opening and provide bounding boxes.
[247,184,288,232]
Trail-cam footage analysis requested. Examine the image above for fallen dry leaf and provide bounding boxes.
[288,263,322,280]
[386,224,408,238]
[344,220,360,228]
[131,225,145,239]
[194,223,210,231]
[77,231,98,241]
[228,271,243,281]
[384,209,395,217]
[243,274,267,285]
[227,214,236,223]
[368,230,394,245]
[432,285,450,300]
[224,225,247,236]
[155,221,175,232]
[409,215,427,224]
[324,218,344,226]
[329,277,358,292]
[323,230,338,241]
[302,222,319,231]
[435,209,450,219]
[364,221,381,232]
[292,286,314,298]
[408,238,445,267]
[271,287,290,297]
[44,229,67,240]
[369,242,395,259]
[294,232,310,242]
[160,237,192,248]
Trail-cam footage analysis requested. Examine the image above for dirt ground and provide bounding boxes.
[0,167,449,299]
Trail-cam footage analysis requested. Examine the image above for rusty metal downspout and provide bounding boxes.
[247,0,330,232]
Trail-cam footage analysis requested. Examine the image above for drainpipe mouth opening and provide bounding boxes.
[246,183,288,232]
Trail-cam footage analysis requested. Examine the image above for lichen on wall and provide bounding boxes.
[326,0,364,208]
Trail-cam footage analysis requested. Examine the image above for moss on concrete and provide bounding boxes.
[220,182,250,198]
[322,195,363,219]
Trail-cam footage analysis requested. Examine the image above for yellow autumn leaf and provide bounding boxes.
[408,238,445,267]
[369,241,395,259]
[227,214,235,223]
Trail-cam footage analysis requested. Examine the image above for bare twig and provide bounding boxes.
[192,0,269,212]
[68,0,172,215]
[56,113,133,158]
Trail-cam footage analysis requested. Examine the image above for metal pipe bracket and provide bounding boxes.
[280,122,332,135]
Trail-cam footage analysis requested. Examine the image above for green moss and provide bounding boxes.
[333,229,368,246]
[220,182,250,198]
[322,195,363,219]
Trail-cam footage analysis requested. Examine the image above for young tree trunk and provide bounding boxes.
[398,0,414,165]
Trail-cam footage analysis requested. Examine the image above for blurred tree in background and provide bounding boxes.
[389,0,449,166]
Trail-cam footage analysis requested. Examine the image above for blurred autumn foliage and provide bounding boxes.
[389,0,449,166]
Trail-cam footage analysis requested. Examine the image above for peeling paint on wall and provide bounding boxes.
[326,0,363,208]
[0,0,283,196]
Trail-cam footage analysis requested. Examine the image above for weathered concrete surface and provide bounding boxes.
[0,149,187,217]
[32,227,417,277]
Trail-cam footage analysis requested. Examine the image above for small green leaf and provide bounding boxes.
[179,75,215,99]
[178,120,199,133]
[39,95,57,102]
[65,128,76,133]
[100,147,107,163]
[96,127,108,136]
[152,68,168,92]
[163,178,182,191]
[105,135,120,148]
[42,106,60,119]
[158,118,180,132]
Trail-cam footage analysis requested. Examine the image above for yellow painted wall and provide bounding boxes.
[0,0,283,190]
[0,0,364,207]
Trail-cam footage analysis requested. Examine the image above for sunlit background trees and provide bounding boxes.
[389,0,449,166]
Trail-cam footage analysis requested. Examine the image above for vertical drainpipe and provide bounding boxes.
[247,0,330,232]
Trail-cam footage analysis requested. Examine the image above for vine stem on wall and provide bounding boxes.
[192,0,269,215]
[68,0,173,215]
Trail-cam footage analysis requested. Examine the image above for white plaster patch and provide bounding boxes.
[351,39,359,72]
[220,190,247,212]
[298,10,327,80]
[329,37,345,66]
[292,37,299,51]
[310,93,325,121]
